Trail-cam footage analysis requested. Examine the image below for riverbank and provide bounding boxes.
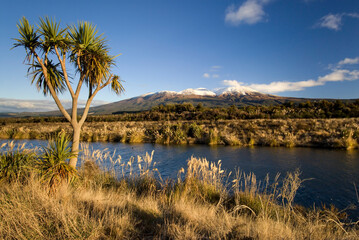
[1,142,358,239]
[1,118,359,149]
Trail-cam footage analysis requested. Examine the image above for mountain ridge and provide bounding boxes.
[88,87,308,115]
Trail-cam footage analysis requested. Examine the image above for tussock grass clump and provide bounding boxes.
[0,141,359,239]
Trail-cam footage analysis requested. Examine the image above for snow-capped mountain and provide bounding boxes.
[139,86,258,98]
[86,87,306,114]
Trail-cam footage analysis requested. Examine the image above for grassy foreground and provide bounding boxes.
[1,139,359,239]
[1,118,359,149]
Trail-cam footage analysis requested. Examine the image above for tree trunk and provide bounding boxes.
[69,125,81,168]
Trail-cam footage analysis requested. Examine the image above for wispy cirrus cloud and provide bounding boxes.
[315,13,359,31]
[0,99,109,113]
[225,0,272,26]
[222,57,359,94]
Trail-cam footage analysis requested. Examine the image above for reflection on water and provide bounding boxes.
[1,139,359,219]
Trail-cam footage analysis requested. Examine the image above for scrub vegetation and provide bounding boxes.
[0,135,358,239]
[1,117,359,149]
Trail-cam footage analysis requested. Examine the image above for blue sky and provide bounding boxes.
[0,0,359,112]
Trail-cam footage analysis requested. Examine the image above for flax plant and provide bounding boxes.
[36,133,76,192]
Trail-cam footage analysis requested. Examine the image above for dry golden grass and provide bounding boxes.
[1,118,359,149]
[0,146,359,239]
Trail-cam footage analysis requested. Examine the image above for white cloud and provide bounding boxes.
[317,69,359,82]
[225,0,271,26]
[203,73,210,78]
[0,99,108,113]
[223,69,359,94]
[247,80,320,93]
[223,80,245,87]
[338,57,359,66]
[317,13,343,31]
[316,12,359,31]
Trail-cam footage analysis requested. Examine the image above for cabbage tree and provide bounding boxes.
[13,17,124,168]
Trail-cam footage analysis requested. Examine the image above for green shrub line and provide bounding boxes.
[2,100,359,124]
[0,136,358,239]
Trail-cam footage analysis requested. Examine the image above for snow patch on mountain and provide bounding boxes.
[179,88,216,96]
[217,80,258,95]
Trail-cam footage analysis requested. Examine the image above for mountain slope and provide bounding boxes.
[88,87,307,115]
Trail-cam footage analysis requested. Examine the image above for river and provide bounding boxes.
[2,139,359,220]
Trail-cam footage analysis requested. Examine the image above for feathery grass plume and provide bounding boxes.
[77,144,161,194]
[179,157,228,204]
[0,141,36,183]
[77,143,120,190]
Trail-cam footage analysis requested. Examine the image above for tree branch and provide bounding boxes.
[79,75,113,126]
[75,74,85,98]
[79,85,98,126]
[54,46,74,98]
[74,51,85,98]
[99,74,114,90]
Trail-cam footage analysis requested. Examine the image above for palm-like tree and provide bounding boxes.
[27,60,66,96]
[13,17,124,168]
